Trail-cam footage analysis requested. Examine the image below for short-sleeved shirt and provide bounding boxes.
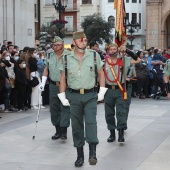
[46,49,69,82]
[60,49,103,89]
[127,64,136,78]
[105,56,131,85]
[163,60,170,76]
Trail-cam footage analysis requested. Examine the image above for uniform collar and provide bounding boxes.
[71,49,91,61]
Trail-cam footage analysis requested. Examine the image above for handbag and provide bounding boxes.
[9,78,15,86]
[4,82,12,90]
[30,72,39,87]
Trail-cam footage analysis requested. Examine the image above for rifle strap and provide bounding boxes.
[94,52,98,87]
[64,55,67,86]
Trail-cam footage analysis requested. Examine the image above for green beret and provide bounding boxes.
[53,36,64,43]
[73,31,86,40]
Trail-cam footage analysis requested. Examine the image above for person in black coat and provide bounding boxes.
[15,59,28,112]
[0,59,11,111]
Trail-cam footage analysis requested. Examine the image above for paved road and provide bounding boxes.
[0,97,170,170]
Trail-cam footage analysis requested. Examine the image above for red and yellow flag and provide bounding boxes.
[114,0,126,47]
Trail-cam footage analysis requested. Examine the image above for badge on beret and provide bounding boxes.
[53,36,64,43]
[73,31,86,41]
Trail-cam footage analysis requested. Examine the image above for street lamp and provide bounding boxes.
[53,0,68,36]
[126,21,140,50]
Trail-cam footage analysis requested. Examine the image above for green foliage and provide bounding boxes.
[81,13,113,45]
[36,23,66,50]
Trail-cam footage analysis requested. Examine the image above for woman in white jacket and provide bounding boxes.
[28,48,45,109]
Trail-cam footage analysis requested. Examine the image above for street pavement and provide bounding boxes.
[0,97,170,170]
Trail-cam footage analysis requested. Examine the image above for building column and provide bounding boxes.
[146,0,163,49]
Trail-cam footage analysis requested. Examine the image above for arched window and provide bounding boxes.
[108,16,115,28]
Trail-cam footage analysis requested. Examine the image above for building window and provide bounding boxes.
[126,13,129,24]
[126,0,129,2]
[45,0,55,6]
[132,0,137,3]
[82,0,92,4]
[65,16,73,32]
[132,13,137,24]
[81,16,87,23]
[108,0,114,2]
[139,0,141,3]
[44,17,55,26]
[139,13,141,28]
[108,16,115,28]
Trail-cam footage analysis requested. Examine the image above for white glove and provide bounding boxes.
[39,76,47,91]
[58,92,70,106]
[97,87,108,101]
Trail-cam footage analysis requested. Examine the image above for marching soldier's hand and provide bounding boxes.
[39,76,47,91]
[97,87,108,101]
[58,92,70,106]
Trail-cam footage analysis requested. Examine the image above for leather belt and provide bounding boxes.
[106,84,124,90]
[69,88,96,94]
[50,80,60,86]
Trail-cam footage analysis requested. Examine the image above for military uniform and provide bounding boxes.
[125,64,136,129]
[61,49,103,146]
[104,52,131,142]
[44,36,70,140]
[59,31,106,167]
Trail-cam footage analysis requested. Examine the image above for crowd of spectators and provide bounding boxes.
[0,40,49,112]
[0,39,169,113]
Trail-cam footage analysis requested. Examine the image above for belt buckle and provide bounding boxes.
[80,88,84,94]
[56,82,60,86]
[112,86,115,90]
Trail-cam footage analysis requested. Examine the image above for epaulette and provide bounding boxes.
[65,51,71,55]
[89,49,95,52]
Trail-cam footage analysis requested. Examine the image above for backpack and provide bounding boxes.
[37,59,45,77]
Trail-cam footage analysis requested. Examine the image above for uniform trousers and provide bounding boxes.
[125,83,132,129]
[104,88,126,130]
[67,91,99,147]
[49,83,70,127]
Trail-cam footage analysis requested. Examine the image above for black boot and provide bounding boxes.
[107,129,115,142]
[118,129,125,142]
[52,125,61,140]
[75,147,84,167]
[89,144,97,165]
[60,127,67,140]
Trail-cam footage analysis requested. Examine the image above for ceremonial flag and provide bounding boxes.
[114,0,126,47]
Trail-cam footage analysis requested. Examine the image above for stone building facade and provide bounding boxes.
[0,0,35,49]
[146,0,170,49]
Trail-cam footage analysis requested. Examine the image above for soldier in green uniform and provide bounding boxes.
[104,43,138,143]
[58,31,107,167]
[39,36,70,140]
[163,59,170,100]
[124,64,136,129]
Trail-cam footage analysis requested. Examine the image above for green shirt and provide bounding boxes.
[60,49,103,89]
[127,64,136,77]
[163,62,170,76]
[46,49,69,82]
[105,56,131,85]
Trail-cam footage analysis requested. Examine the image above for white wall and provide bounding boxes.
[0,0,35,49]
